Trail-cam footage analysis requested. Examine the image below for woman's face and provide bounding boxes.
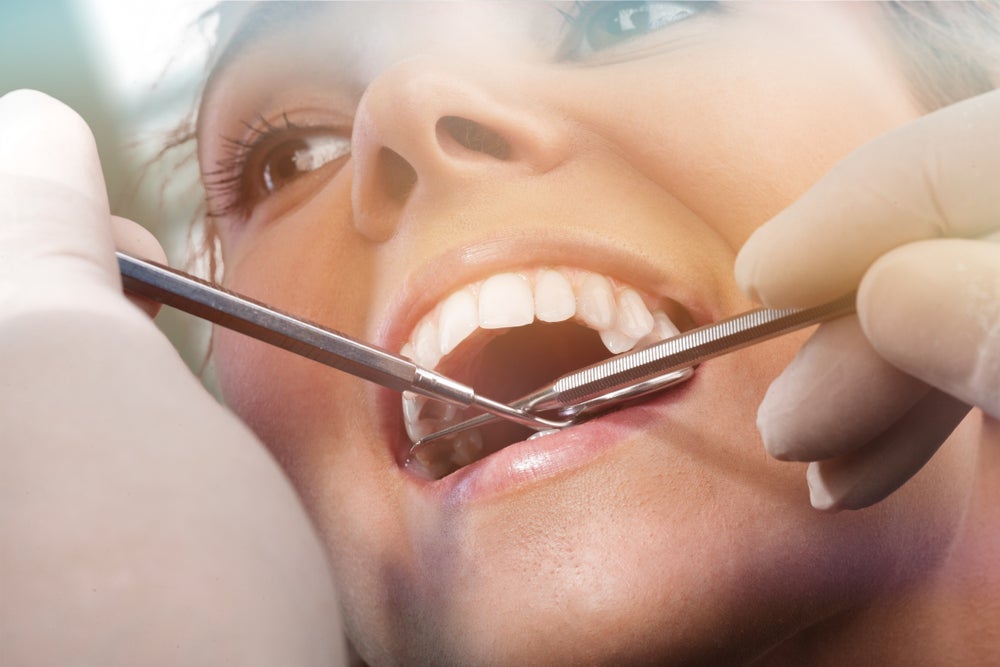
[198,2,976,664]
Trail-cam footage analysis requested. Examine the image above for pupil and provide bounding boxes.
[262,139,307,193]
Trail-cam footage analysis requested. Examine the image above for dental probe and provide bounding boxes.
[412,292,857,451]
[116,251,569,432]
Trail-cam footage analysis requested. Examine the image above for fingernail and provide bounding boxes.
[756,371,801,461]
[806,462,840,511]
[0,89,105,201]
[733,238,762,302]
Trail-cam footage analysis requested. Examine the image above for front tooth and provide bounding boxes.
[616,288,655,339]
[636,310,682,348]
[600,329,639,354]
[413,318,442,368]
[479,273,534,329]
[402,391,421,424]
[438,288,479,355]
[534,269,576,322]
[576,273,616,330]
[651,311,680,339]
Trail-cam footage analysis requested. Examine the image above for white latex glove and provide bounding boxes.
[0,91,166,322]
[735,89,1000,511]
[0,90,345,665]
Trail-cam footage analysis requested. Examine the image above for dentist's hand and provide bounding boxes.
[735,89,1000,511]
[0,90,345,666]
[0,89,166,323]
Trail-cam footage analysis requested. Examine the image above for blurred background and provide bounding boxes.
[0,0,218,378]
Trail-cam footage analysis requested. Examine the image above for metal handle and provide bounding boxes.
[547,292,857,407]
[117,251,567,431]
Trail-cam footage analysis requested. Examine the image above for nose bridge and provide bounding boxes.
[350,56,570,242]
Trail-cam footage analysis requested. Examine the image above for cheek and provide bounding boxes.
[212,328,325,459]
[210,192,382,450]
[570,22,922,255]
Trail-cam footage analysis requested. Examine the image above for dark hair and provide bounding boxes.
[878,1,1000,110]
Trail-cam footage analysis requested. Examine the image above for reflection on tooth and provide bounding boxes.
[479,273,534,329]
[402,393,433,443]
[534,269,576,322]
[448,430,484,466]
[414,318,442,368]
[577,273,616,330]
[418,398,458,423]
[417,396,458,421]
[438,289,479,355]
[402,391,421,424]
[600,329,639,354]
[617,288,655,339]
[402,392,461,444]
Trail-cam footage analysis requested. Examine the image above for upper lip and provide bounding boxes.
[371,233,720,472]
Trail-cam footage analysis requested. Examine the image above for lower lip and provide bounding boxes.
[407,375,696,505]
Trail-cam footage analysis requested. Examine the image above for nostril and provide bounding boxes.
[436,116,512,160]
[378,148,418,202]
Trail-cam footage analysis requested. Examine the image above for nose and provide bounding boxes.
[350,57,570,242]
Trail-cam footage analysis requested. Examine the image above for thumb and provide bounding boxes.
[111,215,168,319]
[736,89,1000,309]
[0,90,129,319]
[858,237,1000,420]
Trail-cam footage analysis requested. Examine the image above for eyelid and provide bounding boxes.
[556,1,715,62]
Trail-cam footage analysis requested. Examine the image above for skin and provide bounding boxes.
[197,3,992,664]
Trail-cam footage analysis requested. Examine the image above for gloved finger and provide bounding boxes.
[110,215,167,319]
[806,390,971,511]
[0,89,128,320]
[735,89,1000,308]
[858,237,1000,419]
[758,315,931,461]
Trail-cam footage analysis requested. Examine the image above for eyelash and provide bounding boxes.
[203,115,284,219]
[555,1,597,56]
[203,114,347,220]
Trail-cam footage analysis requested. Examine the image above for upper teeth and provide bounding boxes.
[399,268,683,455]
[401,267,680,368]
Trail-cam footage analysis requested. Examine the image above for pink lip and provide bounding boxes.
[395,368,699,505]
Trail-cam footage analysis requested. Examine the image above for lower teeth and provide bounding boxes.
[528,429,560,441]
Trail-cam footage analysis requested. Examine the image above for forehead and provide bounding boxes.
[211,1,570,87]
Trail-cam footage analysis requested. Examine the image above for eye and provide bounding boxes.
[206,119,352,221]
[560,1,708,61]
[259,132,351,195]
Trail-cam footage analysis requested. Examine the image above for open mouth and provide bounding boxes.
[399,267,693,479]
